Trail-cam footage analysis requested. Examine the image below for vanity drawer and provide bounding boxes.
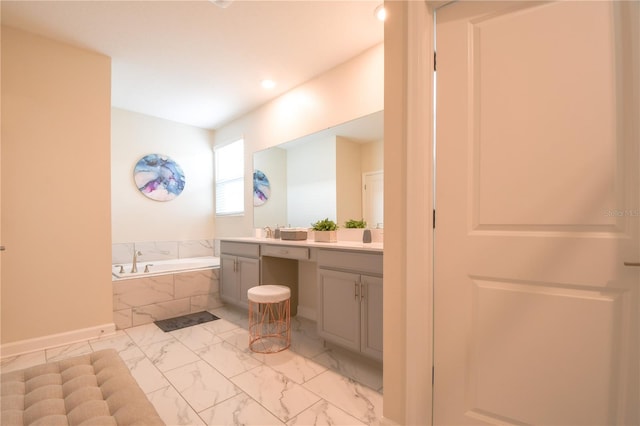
[317,249,383,275]
[220,241,260,258]
[261,244,309,260]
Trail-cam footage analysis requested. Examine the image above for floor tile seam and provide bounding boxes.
[227,372,319,426]
[198,351,265,381]
[228,363,327,422]
[291,398,368,426]
[298,381,376,426]
[192,388,252,418]
[123,327,175,347]
[127,343,176,394]
[281,394,325,424]
[145,382,207,425]
[175,377,240,426]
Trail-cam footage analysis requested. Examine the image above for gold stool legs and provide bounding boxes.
[248,298,291,353]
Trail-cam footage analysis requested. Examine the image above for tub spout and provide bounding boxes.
[131,250,142,273]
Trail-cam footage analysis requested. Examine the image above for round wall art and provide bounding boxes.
[134,154,186,201]
[253,170,270,206]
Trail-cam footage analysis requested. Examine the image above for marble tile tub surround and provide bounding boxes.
[2,305,383,426]
[113,268,223,330]
[112,239,216,265]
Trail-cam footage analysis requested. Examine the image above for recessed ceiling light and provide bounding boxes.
[261,79,276,89]
[209,0,234,9]
[374,4,387,22]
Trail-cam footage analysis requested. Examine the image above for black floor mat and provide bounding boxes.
[154,311,220,332]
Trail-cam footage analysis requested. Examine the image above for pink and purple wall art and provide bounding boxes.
[253,169,270,206]
[134,154,185,201]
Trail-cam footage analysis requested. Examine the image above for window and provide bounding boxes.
[215,139,244,215]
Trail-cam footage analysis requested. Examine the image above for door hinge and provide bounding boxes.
[433,209,436,229]
[433,51,436,71]
[432,365,435,385]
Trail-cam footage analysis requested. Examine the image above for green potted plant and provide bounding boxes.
[311,218,338,242]
[344,218,372,243]
[344,219,367,229]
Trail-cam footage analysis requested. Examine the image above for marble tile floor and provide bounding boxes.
[0,305,383,425]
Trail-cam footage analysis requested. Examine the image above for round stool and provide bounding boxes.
[247,285,291,353]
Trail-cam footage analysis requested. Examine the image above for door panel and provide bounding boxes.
[220,254,238,302]
[434,2,639,425]
[317,269,361,352]
[239,257,260,306]
[361,274,383,360]
[363,171,384,228]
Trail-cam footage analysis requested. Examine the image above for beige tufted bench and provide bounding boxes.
[1,349,164,426]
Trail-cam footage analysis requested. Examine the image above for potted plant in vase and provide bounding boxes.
[345,218,371,243]
[311,218,338,243]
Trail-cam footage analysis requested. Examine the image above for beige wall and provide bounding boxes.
[1,27,113,345]
[213,43,384,237]
[111,108,215,243]
[361,139,383,173]
[336,136,363,226]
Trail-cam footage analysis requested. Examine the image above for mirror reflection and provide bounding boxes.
[253,111,383,229]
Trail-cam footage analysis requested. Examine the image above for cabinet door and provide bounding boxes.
[220,254,238,303]
[238,256,260,307]
[317,268,361,352]
[361,274,383,361]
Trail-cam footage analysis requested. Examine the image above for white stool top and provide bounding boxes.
[247,285,291,303]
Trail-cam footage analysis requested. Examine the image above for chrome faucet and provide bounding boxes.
[264,226,273,238]
[131,250,142,273]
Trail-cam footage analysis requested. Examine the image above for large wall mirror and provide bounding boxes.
[253,110,383,229]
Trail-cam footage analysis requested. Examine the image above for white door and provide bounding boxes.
[363,171,384,228]
[434,2,639,425]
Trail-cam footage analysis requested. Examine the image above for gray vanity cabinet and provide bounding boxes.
[220,242,260,308]
[317,249,383,361]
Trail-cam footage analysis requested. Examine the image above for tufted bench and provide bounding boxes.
[1,349,164,426]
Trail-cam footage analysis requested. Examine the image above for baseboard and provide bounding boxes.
[296,306,316,321]
[0,323,117,359]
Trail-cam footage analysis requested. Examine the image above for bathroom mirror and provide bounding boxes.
[253,111,383,229]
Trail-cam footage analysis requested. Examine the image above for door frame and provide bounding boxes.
[362,170,384,228]
[382,1,435,424]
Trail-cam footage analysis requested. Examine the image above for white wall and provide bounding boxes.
[213,43,384,237]
[287,137,337,227]
[111,108,215,243]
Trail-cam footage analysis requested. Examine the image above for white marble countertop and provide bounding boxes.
[220,237,383,253]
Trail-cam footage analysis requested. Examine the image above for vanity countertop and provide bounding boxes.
[220,237,383,253]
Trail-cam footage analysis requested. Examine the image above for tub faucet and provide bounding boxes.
[131,250,142,273]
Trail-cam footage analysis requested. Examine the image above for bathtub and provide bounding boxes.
[112,256,220,279]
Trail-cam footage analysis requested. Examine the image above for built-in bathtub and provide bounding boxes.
[112,256,220,279]
[111,256,222,329]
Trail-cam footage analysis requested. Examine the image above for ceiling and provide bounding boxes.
[1,0,384,130]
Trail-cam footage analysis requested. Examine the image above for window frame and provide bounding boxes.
[214,138,245,216]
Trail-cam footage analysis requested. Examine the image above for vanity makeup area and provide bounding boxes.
[221,111,384,361]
